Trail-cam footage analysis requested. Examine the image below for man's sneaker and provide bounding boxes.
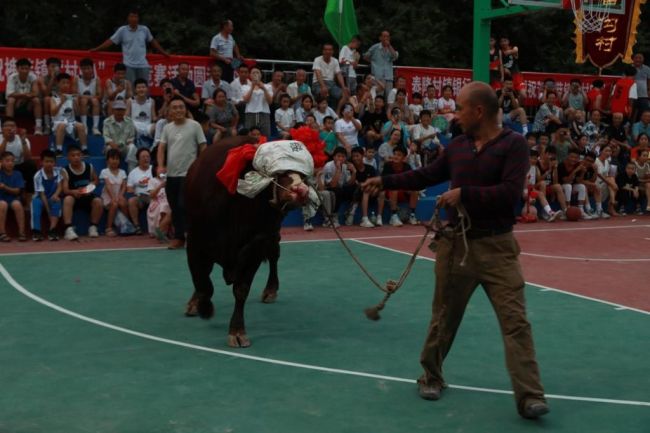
[92,127,101,136]
[360,217,375,228]
[585,208,597,218]
[521,400,550,419]
[64,226,79,241]
[88,225,99,238]
[580,210,594,220]
[557,210,566,220]
[408,213,418,225]
[323,218,340,228]
[303,222,314,231]
[34,126,44,135]
[636,207,645,216]
[375,215,383,226]
[389,214,403,226]
[597,210,611,219]
[48,230,59,241]
[345,212,354,226]
[55,148,63,156]
[32,232,44,241]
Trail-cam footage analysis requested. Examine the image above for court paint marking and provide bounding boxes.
[350,239,650,316]
[519,252,650,262]
[1,263,649,408]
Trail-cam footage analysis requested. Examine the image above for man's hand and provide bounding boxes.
[320,86,329,97]
[439,187,462,207]
[360,177,383,195]
[51,195,60,202]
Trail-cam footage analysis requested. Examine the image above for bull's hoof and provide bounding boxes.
[185,296,199,317]
[227,333,251,348]
[261,290,278,304]
[197,299,215,319]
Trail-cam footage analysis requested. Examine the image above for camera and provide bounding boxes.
[165,87,172,95]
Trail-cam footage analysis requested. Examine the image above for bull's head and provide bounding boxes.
[272,171,311,211]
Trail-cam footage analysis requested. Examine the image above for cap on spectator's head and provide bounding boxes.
[112,101,127,110]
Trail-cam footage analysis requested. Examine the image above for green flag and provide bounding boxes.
[324,0,359,47]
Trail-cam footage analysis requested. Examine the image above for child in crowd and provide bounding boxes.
[31,150,63,241]
[105,63,132,115]
[363,146,378,171]
[382,146,419,226]
[616,162,640,215]
[320,116,338,157]
[314,95,338,126]
[0,152,26,241]
[274,94,296,139]
[409,92,424,123]
[526,149,560,221]
[147,165,172,241]
[77,57,103,135]
[100,149,128,236]
[51,73,88,154]
[128,78,157,143]
[437,85,456,123]
[634,149,650,212]
[39,57,61,134]
[295,95,315,124]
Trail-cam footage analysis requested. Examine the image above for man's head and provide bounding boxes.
[112,100,127,120]
[543,144,557,163]
[442,85,453,98]
[583,151,596,168]
[592,79,604,89]
[134,78,148,97]
[555,126,569,142]
[374,95,385,111]
[351,146,365,165]
[46,57,61,75]
[529,149,540,166]
[454,82,499,135]
[526,132,537,148]
[641,110,650,125]
[426,85,436,99]
[392,146,407,163]
[625,162,636,176]
[577,134,588,148]
[295,69,307,83]
[332,147,347,163]
[502,78,514,92]
[238,64,250,81]
[1,152,15,172]
[322,43,334,60]
[420,110,432,126]
[160,78,174,98]
[545,91,557,106]
[395,76,406,90]
[16,58,31,79]
[538,132,550,147]
[56,72,72,93]
[113,63,127,83]
[169,97,187,122]
[178,62,190,80]
[126,8,139,27]
[570,79,581,92]
[67,145,83,166]
[40,149,56,171]
[1,117,17,139]
[365,146,376,159]
[633,53,644,68]
[210,63,222,81]
[221,19,234,34]
[611,112,624,126]
[544,78,556,90]
[80,58,94,79]
[591,109,602,123]
[323,115,334,131]
[499,36,510,48]
[249,126,262,141]
[272,70,284,84]
[380,30,391,45]
[566,148,580,165]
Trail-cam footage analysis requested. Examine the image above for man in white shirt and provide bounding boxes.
[411,110,440,152]
[202,64,232,105]
[210,19,243,82]
[287,69,313,109]
[5,58,43,134]
[312,43,349,111]
[230,64,252,125]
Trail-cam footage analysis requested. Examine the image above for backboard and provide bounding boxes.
[507,0,564,8]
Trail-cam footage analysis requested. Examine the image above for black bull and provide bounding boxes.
[184,136,308,348]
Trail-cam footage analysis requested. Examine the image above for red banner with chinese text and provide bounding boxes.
[575,0,647,68]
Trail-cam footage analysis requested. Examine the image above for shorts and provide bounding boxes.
[512,73,525,92]
[545,184,553,196]
[386,190,410,202]
[73,194,97,213]
[53,120,77,137]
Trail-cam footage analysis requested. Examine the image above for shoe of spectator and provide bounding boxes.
[323,218,340,229]
[390,214,403,226]
[636,207,644,216]
[55,148,63,157]
[545,210,559,222]
[646,206,650,212]
[360,217,375,228]
[92,127,101,136]
[375,215,383,226]
[33,232,44,241]
[345,212,354,226]
[48,230,59,241]
[580,210,594,220]
[44,125,51,135]
[303,222,314,231]
[88,225,99,238]
[557,210,567,220]
[34,126,44,135]
[64,226,79,241]
[597,210,611,219]
[409,213,418,225]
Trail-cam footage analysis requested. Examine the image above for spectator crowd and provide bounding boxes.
[1,8,650,244]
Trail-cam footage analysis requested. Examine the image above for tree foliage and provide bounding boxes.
[1,0,649,74]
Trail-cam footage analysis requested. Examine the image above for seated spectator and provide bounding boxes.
[411,110,441,158]
[128,78,157,144]
[0,118,36,206]
[350,147,384,228]
[387,76,408,105]
[361,95,388,148]
[587,79,605,113]
[632,110,650,142]
[242,68,273,137]
[320,116,338,157]
[339,35,361,94]
[437,85,456,123]
[157,78,175,119]
[381,107,411,149]
[38,57,61,135]
[103,100,137,172]
[104,63,133,116]
[409,92,424,123]
[287,69,312,109]
[100,149,129,236]
[362,74,385,101]
[558,148,592,220]
[269,70,288,106]
[616,162,641,215]
[582,109,607,152]
[631,133,649,160]
[171,62,201,115]
[388,89,414,125]
[77,58,103,136]
[570,109,586,140]
[127,148,153,234]
[550,124,572,163]
[295,95,315,124]
[563,79,587,111]
[51,73,88,155]
[607,112,631,155]
[595,145,620,216]
[422,85,438,114]
[202,63,232,106]
[147,164,171,241]
[382,146,418,226]
[230,64,252,120]
[574,133,590,158]
[314,95,338,126]
[311,43,348,111]
[526,149,560,221]
[274,94,296,139]
[538,78,561,105]
[348,83,373,117]
[304,114,320,132]
[334,104,361,154]
[209,19,243,83]
[537,146,569,218]
[532,91,562,134]
[31,149,63,241]
[206,88,239,144]
[363,146,379,171]
[322,147,356,225]
[6,58,42,134]
[497,78,528,134]
[61,146,103,240]
[378,128,404,174]
[579,151,609,219]
[634,149,650,211]
[248,126,267,144]
[0,152,26,242]
[407,141,422,170]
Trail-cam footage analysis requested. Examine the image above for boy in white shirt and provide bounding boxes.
[409,92,424,123]
[339,36,361,94]
[274,94,296,139]
[77,58,103,135]
[127,78,157,141]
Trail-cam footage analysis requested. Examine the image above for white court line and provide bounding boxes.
[350,240,650,316]
[520,252,650,262]
[1,263,648,409]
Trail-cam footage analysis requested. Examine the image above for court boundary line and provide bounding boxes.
[1,263,648,409]
[519,252,650,262]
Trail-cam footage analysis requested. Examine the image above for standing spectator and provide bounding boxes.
[209,19,243,83]
[90,8,169,85]
[339,35,361,94]
[632,53,650,121]
[632,110,650,142]
[31,150,63,241]
[334,104,362,154]
[532,91,562,134]
[500,36,525,95]
[37,57,61,135]
[616,162,641,214]
[77,58,103,135]
[127,78,157,144]
[287,69,312,109]
[312,43,348,110]
[206,88,239,144]
[562,79,588,111]
[127,148,153,233]
[5,58,42,134]
[103,101,137,171]
[364,30,399,98]
[104,63,133,116]
[609,66,638,120]
[587,80,605,113]
[437,85,457,124]
[61,146,103,240]
[274,94,296,139]
[242,68,273,137]
[0,118,36,206]
[51,73,88,155]
[0,152,26,242]
[171,62,201,115]
[497,78,528,134]
[99,149,129,236]
[489,36,503,89]
[201,64,232,105]
[230,64,252,123]
[157,97,207,249]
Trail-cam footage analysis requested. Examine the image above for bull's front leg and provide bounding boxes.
[261,240,280,304]
[228,261,261,348]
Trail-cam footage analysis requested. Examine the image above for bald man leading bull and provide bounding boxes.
[362,82,549,419]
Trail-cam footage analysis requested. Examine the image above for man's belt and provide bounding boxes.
[464,226,513,240]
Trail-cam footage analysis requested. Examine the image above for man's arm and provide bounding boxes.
[381,149,450,192]
[150,38,170,57]
[90,39,114,52]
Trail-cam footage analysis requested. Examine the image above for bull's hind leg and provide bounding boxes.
[261,241,280,304]
[186,246,215,319]
[228,261,262,348]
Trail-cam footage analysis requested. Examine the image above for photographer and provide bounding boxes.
[381,106,411,148]
[497,78,529,134]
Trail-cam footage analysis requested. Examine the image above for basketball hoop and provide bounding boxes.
[563,0,613,33]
